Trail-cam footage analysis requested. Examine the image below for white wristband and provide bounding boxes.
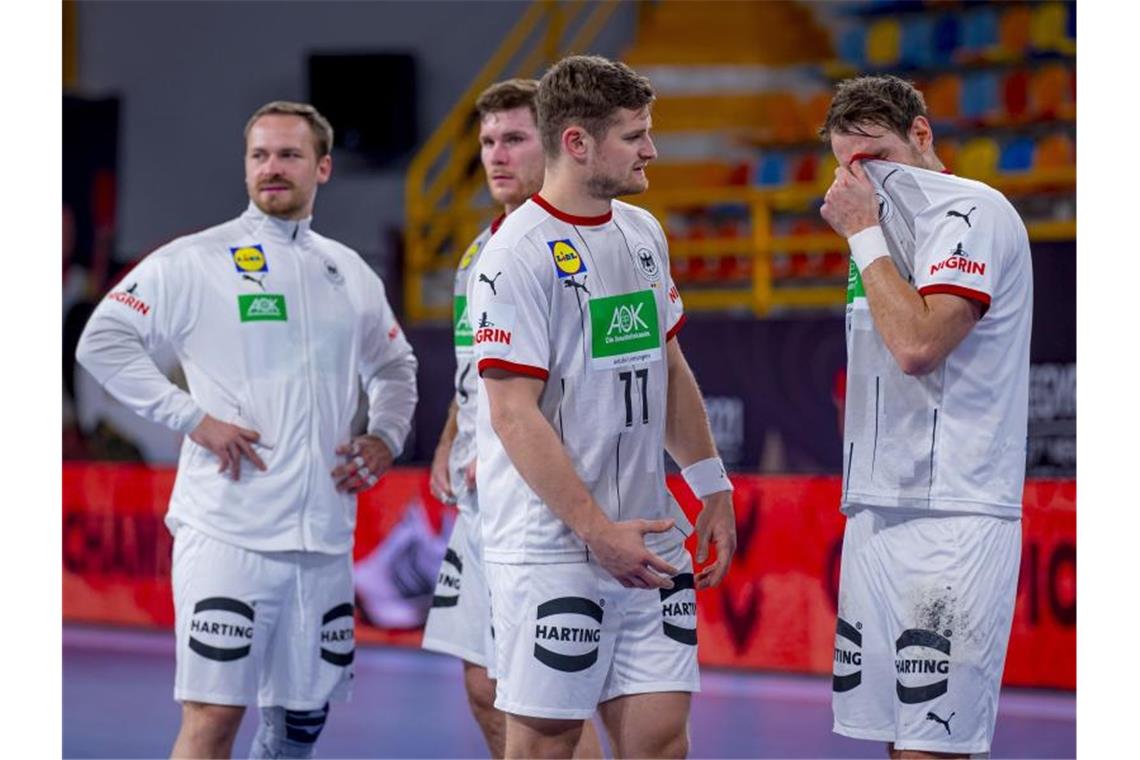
[847,225,890,272]
[682,457,733,498]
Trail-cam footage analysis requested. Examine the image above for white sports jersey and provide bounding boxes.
[77,203,419,553]
[470,195,690,563]
[448,215,503,512]
[843,161,1032,517]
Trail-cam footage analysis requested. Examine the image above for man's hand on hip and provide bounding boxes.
[332,435,394,494]
[583,517,680,590]
[694,490,736,589]
[189,414,267,481]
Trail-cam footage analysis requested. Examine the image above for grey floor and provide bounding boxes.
[63,626,1075,759]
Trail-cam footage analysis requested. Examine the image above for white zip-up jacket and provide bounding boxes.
[76,203,418,554]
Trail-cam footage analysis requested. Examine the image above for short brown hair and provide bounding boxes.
[244,100,335,157]
[476,78,539,121]
[536,55,655,157]
[819,75,928,141]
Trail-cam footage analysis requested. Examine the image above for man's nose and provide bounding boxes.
[641,137,658,161]
[490,143,510,164]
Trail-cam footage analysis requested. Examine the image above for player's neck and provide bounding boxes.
[539,169,612,219]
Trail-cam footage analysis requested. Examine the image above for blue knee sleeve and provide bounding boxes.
[248,703,329,759]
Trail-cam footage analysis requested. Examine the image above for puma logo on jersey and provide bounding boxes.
[242,274,267,291]
[563,275,590,295]
[926,711,955,735]
[479,271,502,295]
[946,207,977,227]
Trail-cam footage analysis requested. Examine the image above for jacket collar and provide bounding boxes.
[240,202,313,243]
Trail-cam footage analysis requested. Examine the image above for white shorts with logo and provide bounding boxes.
[832,506,1021,755]
[486,541,700,720]
[421,500,495,674]
[172,525,355,710]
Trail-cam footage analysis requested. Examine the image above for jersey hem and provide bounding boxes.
[494,696,596,721]
[165,512,354,555]
[478,358,550,380]
[841,495,1022,518]
[599,680,701,704]
[484,533,685,565]
[831,722,895,742]
[892,738,991,754]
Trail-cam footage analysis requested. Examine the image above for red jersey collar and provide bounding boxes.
[532,194,612,226]
[490,213,506,234]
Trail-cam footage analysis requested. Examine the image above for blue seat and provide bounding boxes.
[932,14,961,66]
[998,137,1034,173]
[900,16,934,68]
[755,153,788,188]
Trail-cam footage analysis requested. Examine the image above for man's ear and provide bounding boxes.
[562,125,591,164]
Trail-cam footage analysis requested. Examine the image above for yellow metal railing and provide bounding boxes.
[404,0,619,322]
[639,165,1076,315]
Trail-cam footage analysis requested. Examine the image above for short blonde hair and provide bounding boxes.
[244,101,335,157]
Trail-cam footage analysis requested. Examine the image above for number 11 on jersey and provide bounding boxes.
[619,368,649,427]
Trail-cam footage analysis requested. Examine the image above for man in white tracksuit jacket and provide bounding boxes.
[76,101,418,759]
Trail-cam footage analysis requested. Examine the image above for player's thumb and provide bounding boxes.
[238,427,260,442]
[639,518,675,535]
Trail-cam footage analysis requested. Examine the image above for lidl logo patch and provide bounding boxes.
[238,293,288,322]
[458,242,480,271]
[231,245,268,273]
[548,240,587,278]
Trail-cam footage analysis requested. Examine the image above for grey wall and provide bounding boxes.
[74,0,635,270]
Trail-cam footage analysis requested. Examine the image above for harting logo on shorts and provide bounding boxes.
[660,572,697,645]
[188,597,255,661]
[895,628,952,704]
[431,548,463,609]
[832,617,863,692]
[533,596,604,672]
[319,603,355,667]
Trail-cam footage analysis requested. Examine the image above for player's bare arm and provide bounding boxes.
[430,398,460,503]
[821,160,981,375]
[331,435,394,494]
[663,340,736,588]
[483,368,678,590]
[189,414,267,481]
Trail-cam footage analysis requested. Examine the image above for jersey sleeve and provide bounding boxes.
[357,263,419,458]
[914,195,1008,312]
[74,250,206,435]
[471,242,550,380]
[650,215,686,340]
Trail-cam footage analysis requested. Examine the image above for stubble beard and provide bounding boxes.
[585,169,645,200]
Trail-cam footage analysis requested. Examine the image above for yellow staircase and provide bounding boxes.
[404,0,618,323]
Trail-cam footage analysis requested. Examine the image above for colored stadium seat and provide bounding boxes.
[931,14,961,66]
[960,6,999,60]
[925,73,962,122]
[998,136,1034,173]
[1002,70,1031,122]
[961,71,1000,122]
[957,137,1000,178]
[900,16,935,69]
[866,18,902,67]
[998,5,1032,59]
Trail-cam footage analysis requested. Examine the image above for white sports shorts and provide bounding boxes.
[421,501,495,674]
[172,525,355,710]
[832,506,1021,755]
[486,541,700,720]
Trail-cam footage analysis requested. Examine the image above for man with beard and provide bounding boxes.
[76,101,418,759]
[422,77,600,758]
[468,56,737,758]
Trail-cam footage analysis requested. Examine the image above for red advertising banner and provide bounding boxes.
[62,463,1075,689]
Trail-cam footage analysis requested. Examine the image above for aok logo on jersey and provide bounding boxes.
[533,596,604,673]
[589,290,662,369]
[231,244,269,273]
[846,259,867,305]
[188,597,255,662]
[319,603,355,667]
[895,628,952,704]
[548,240,588,278]
[472,302,516,357]
[431,548,463,609]
[660,573,697,646]
[832,617,863,693]
[453,296,474,349]
[930,243,985,277]
[238,293,288,322]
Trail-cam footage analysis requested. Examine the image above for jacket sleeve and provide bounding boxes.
[358,269,418,458]
[74,251,206,436]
